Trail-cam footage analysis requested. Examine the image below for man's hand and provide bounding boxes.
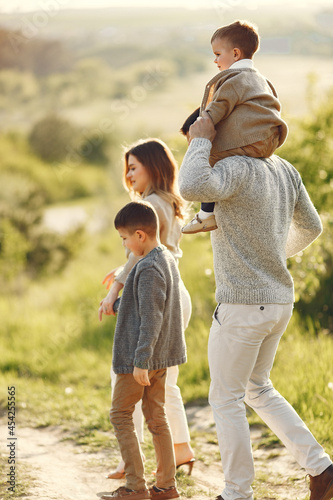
[189,110,216,143]
[133,367,150,386]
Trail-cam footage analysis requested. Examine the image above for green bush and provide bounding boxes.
[0,170,84,286]
[0,131,117,203]
[29,114,79,162]
[0,219,30,281]
[78,132,110,166]
[281,88,333,333]
[0,69,39,109]
[280,88,333,213]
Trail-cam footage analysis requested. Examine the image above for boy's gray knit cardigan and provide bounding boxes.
[112,246,186,375]
[179,138,323,305]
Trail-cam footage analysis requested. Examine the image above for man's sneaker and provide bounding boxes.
[149,485,180,500]
[181,213,217,234]
[101,486,150,500]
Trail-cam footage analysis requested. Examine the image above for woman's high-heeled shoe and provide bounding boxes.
[106,470,125,479]
[176,458,195,476]
[106,459,125,479]
[152,457,196,477]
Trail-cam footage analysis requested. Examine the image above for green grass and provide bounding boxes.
[0,227,122,427]
[0,454,32,500]
[247,313,333,458]
[270,316,333,454]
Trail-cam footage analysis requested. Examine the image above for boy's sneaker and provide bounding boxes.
[149,485,180,500]
[181,213,217,234]
[101,486,150,500]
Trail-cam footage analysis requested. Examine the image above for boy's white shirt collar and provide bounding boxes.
[230,59,254,69]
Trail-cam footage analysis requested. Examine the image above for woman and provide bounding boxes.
[100,138,195,478]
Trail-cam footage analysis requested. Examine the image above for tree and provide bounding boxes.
[29,114,79,162]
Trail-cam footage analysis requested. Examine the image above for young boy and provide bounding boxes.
[99,200,186,500]
[181,20,288,234]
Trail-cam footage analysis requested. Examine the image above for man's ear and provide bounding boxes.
[233,48,242,61]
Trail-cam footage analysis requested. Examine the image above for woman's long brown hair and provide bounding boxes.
[123,138,185,220]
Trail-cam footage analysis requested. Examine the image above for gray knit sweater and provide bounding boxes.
[112,246,186,374]
[179,138,322,305]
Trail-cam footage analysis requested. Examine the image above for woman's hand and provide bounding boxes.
[102,267,120,290]
[98,281,123,322]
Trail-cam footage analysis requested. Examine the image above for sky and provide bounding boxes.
[0,0,332,13]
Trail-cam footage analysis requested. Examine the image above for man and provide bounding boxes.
[178,111,333,500]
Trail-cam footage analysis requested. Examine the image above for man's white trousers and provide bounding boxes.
[208,303,332,500]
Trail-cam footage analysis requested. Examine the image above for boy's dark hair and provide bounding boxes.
[180,107,200,136]
[114,201,158,238]
[211,20,259,59]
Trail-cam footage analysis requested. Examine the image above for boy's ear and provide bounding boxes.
[136,229,146,241]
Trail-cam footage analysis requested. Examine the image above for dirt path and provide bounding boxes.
[0,405,309,500]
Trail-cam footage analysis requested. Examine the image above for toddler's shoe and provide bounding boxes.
[149,486,180,500]
[181,213,217,234]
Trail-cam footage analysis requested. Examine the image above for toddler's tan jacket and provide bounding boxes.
[201,68,288,159]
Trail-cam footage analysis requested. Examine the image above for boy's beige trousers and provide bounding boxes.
[110,369,176,491]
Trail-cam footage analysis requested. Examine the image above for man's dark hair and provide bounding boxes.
[114,201,158,238]
[180,107,200,136]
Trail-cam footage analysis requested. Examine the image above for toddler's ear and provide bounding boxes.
[233,48,242,61]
